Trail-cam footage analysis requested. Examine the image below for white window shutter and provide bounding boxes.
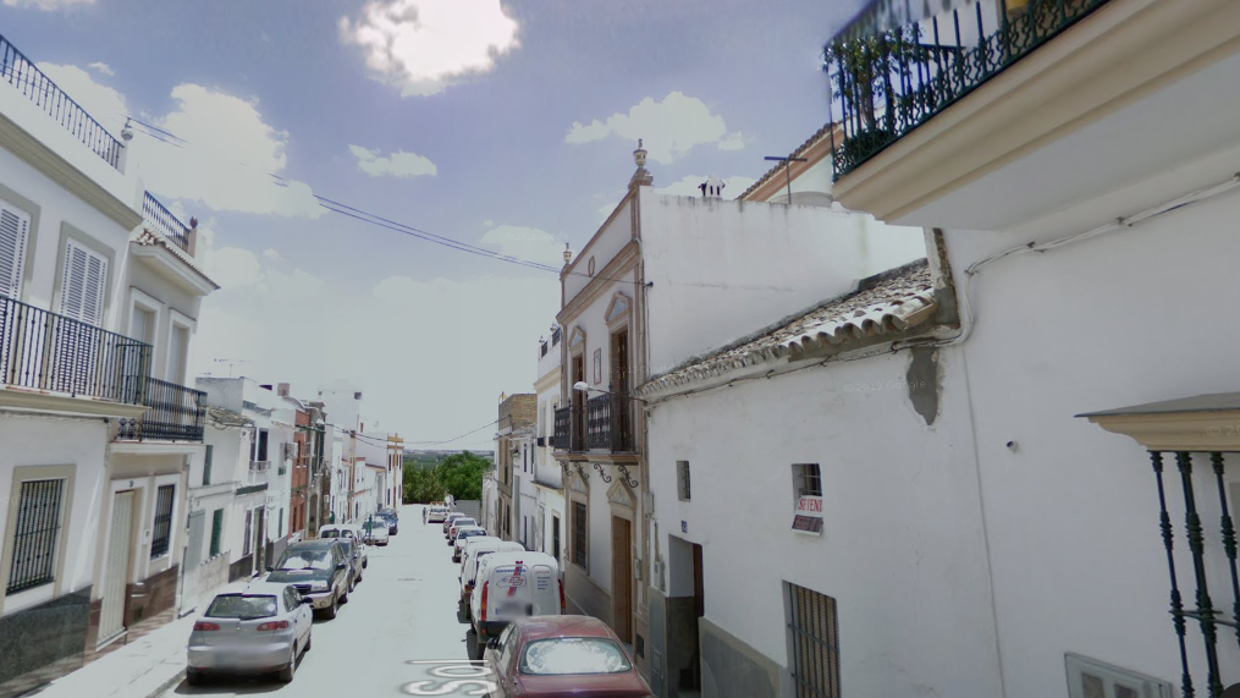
[60,240,107,326]
[0,205,29,299]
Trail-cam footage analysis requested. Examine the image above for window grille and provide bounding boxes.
[677,461,691,501]
[6,479,64,594]
[786,582,840,698]
[210,509,224,558]
[573,501,587,566]
[150,484,175,558]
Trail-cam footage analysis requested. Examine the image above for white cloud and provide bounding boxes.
[349,145,437,178]
[203,247,264,290]
[653,174,759,199]
[480,225,565,268]
[564,92,743,164]
[263,248,283,262]
[339,0,520,97]
[87,62,114,76]
[3,0,92,9]
[36,65,322,218]
[718,132,745,151]
[188,251,560,451]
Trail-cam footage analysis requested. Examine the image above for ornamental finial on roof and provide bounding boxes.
[634,139,647,169]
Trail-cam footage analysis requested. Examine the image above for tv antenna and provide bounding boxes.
[214,358,250,378]
[764,154,808,205]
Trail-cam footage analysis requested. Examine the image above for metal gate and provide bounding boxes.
[98,491,134,645]
[185,511,205,569]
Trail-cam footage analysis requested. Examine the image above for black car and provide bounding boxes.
[376,510,398,535]
[265,540,352,619]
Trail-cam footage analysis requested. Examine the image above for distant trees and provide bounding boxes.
[403,451,492,503]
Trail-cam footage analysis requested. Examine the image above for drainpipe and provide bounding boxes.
[175,454,193,618]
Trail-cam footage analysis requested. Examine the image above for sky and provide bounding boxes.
[0,0,866,450]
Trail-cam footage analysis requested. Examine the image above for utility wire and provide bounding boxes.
[406,419,500,446]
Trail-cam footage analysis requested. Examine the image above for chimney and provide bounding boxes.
[187,216,198,258]
[277,383,290,397]
[699,175,724,199]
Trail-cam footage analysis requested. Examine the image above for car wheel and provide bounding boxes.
[304,629,312,652]
[185,670,202,686]
[349,574,356,592]
[363,559,368,569]
[323,593,338,619]
[277,644,296,683]
[340,583,350,604]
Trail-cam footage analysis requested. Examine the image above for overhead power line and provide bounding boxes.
[406,419,500,446]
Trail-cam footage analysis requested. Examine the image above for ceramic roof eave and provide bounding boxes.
[637,260,940,397]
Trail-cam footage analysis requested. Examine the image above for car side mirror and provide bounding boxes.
[337,562,349,570]
[301,597,314,605]
[486,635,501,650]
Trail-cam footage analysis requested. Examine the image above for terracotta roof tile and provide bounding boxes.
[638,259,937,394]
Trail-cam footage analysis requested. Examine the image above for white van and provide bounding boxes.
[458,538,522,605]
[317,525,367,568]
[468,551,561,648]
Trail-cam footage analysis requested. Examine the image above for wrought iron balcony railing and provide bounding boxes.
[552,406,570,450]
[553,396,635,453]
[825,0,1113,178]
[0,33,124,170]
[115,377,206,442]
[141,192,192,254]
[0,294,150,403]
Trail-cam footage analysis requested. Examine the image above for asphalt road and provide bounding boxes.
[159,504,487,698]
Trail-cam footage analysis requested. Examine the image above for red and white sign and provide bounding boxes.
[796,496,823,515]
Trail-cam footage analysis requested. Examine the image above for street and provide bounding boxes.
[158,504,480,697]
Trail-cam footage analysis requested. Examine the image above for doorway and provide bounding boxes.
[254,507,266,573]
[98,491,135,646]
[610,329,631,450]
[611,515,633,644]
[572,354,586,450]
[668,536,704,695]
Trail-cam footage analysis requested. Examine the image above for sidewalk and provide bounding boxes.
[21,579,250,698]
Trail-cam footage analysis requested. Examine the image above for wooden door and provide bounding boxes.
[611,516,632,643]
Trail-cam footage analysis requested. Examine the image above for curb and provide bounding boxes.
[141,668,184,698]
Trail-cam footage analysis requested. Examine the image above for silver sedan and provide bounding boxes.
[186,581,314,684]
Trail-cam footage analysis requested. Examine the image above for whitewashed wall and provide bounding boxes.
[943,185,1240,694]
[639,189,925,376]
[0,145,135,332]
[0,415,109,615]
[645,349,1003,697]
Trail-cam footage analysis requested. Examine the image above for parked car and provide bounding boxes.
[447,517,477,542]
[442,511,466,534]
[363,517,390,546]
[318,524,368,568]
[469,551,562,649]
[335,536,363,587]
[482,615,653,697]
[186,581,314,685]
[265,540,351,619]
[459,538,523,610]
[377,509,399,534]
[426,505,449,524]
[451,526,488,561]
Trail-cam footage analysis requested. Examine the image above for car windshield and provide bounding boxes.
[454,519,475,527]
[277,550,333,570]
[204,595,278,619]
[520,638,632,675]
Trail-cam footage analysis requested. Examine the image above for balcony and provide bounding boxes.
[0,33,124,170]
[825,0,1113,179]
[553,396,635,454]
[115,377,206,442]
[141,192,193,254]
[0,294,149,405]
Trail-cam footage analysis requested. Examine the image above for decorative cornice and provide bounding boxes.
[558,240,641,326]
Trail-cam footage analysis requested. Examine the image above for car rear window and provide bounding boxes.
[320,529,341,538]
[519,638,632,675]
[205,594,278,619]
[278,549,333,570]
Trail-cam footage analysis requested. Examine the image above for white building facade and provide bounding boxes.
[534,326,565,564]
[551,142,926,679]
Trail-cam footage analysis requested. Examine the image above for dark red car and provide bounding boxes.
[482,615,653,697]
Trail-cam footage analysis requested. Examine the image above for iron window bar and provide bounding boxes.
[6,479,64,594]
[150,485,175,559]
